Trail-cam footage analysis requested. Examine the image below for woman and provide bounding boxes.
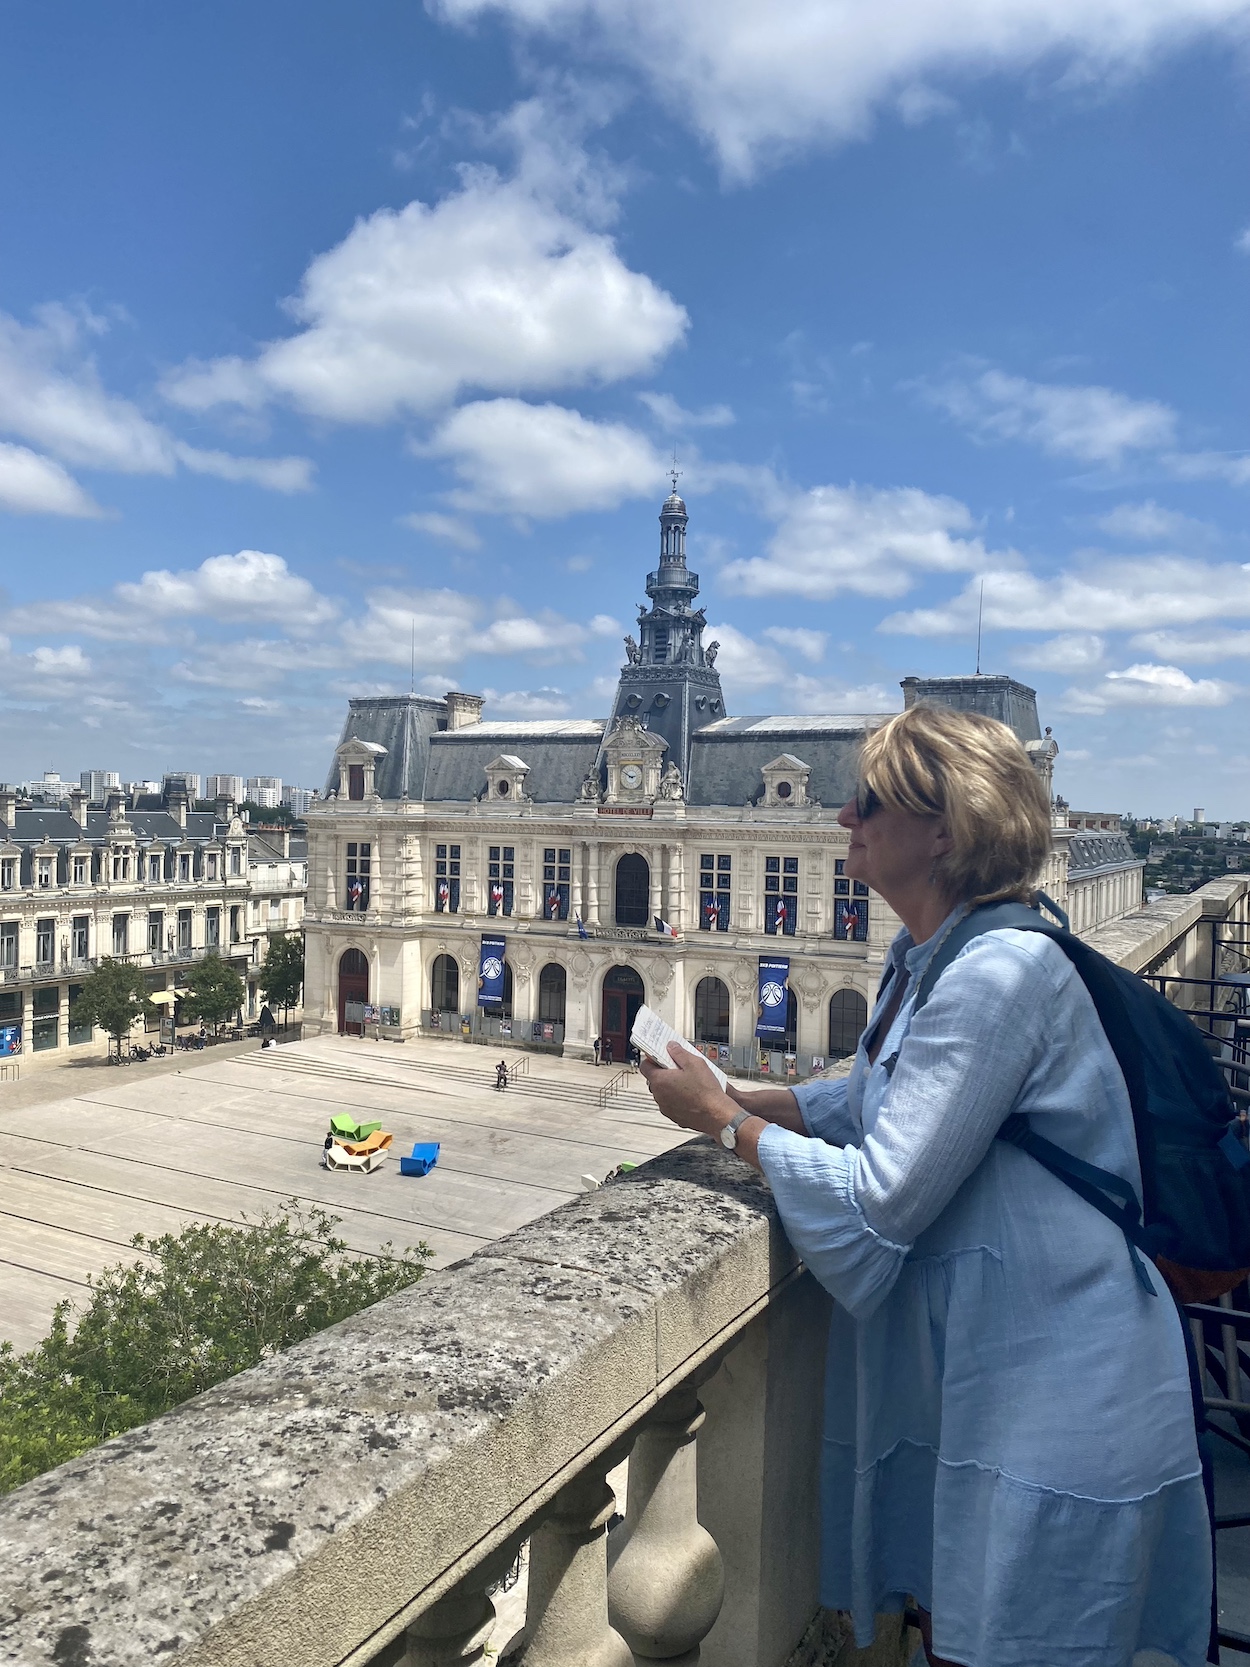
[641,705,1208,1667]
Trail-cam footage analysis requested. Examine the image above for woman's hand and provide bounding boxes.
[639,1045,737,1139]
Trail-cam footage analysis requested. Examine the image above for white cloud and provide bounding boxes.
[884,557,1250,636]
[705,622,895,715]
[588,613,622,636]
[1128,628,1250,663]
[0,442,102,518]
[785,675,898,714]
[427,399,666,516]
[115,551,338,631]
[896,84,959,125]
[1096,500,1210,542]
[482,685,573,716]
[0,304,312,497]
[10,551,338,640]
[163,171,686,424]
[704,622,790,687]
[1164,450,1250,487]
[763,624,827,661]
[400,510,483,549]
[434,0,1250,178]
[30,644,91,677]
[638,391,735,429]
[173,445,314,494]
[339,585,595,668]
[1237,227,1250,254]
[1062,662,1239,714]
[1015,632,1106,672]
[721,482,996,599]
[920,367,1176,463]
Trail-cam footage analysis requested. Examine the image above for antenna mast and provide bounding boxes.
[975,580,985,676]
[410,617,416,695]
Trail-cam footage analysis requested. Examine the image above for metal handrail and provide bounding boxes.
[597,1068,634,1110]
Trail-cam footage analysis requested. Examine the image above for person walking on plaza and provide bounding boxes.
[593,1035,601,1066]
[601,1035,613,1068]
[494,1059,508,1091]
[640,704,1209,1667]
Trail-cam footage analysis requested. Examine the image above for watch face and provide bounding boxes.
[620,764,643,789]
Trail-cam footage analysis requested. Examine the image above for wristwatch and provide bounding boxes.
[719,1109,752,1151]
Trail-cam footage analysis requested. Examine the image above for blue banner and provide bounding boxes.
[755,956,790,1039]
[478,935,507,1008]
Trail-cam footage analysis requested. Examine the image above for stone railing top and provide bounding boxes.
[0,1144,797,1667]
[1083,876,1250,973]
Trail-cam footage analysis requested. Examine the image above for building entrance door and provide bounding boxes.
[338,948,369,1035]
[600,965,644,1067]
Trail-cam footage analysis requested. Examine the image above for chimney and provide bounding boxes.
[168,790,187,829]
[69,788,88,829]
[278,826,291,860]
[216,795,236,824]
[900,676,920,710]
[106,790,126,821]
[0,788,14,830]
[444,690,485,731]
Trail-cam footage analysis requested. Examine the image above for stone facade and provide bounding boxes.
[303,492,1144,1068]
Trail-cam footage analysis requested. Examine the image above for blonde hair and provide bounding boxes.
[858,704,1052,906]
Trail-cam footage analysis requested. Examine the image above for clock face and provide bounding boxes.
[620,764,643,789]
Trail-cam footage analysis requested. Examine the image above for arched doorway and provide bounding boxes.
[431,953,459,1014]
[693,976,730,1046]
[600,965,644,1066]
[829,989,868,1058]
[538,962,566,1027]
[762,990,799,1054]
[337,947,369,1035]
[614,853,650,926]
[501,961,514,1020]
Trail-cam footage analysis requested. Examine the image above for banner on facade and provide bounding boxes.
[755,955,790,1039]
[478,935,507,1008]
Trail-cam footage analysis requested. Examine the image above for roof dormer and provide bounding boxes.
[483,754,530,805]
[335,738,388,802]
[760,753,812,808]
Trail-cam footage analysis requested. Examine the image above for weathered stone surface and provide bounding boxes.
[0,1141,794,1667]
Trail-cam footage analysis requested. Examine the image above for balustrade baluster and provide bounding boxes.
[608,1382,724,1665]
[508,1455,633,1667]
[403,1540,521,1667]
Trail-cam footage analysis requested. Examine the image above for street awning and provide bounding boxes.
[147,989,177,1006]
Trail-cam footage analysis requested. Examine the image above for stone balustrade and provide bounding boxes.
[0,1144,857,1667]
[6,879,1243,1667]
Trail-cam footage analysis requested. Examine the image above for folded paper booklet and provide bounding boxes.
[630,1005,731,1092]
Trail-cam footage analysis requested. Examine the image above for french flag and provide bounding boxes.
[654,917,680,940]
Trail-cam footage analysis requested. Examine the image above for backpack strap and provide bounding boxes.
[905,899,1157,1296]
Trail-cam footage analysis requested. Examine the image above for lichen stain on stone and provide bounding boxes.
[262,1521,296,1553]
[51,1623,91,1667]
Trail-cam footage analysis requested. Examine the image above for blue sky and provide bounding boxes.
[0,0,1247,812]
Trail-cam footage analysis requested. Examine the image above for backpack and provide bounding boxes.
[901,898,1250,1303]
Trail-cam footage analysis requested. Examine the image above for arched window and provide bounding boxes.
[337,948,369,1035]
[501,961,514,1020]
[829,989,868,1058]
[615,853,650,926]
[538,962,567,1026]
[431,953,459,1013]
[347,764,365,800]
[693,976,730,1045]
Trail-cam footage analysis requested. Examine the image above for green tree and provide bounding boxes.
[181,952,245,1035]
[69,958,156,1059]
[0,1204,430,1495]
[259,932,304,1032]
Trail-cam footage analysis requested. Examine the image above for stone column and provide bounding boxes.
[510,1457,633,1667]
[648,847,662,927]
[586,842,601,926]
[670,844,686,933]
[608,1382,724,1665]
[571,845,584,925]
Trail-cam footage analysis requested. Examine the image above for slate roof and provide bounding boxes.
[686,715,871,807]
[1068,832,1140,872]
[0,809,228,847]
[425,726,605,804]
[325,696,450,801]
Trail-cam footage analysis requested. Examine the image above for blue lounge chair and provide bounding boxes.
[399,1142,441,1177]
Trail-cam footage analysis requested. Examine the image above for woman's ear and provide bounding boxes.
[930,818,955,859]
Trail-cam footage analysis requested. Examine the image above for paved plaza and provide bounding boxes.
[0,1036,689,1354]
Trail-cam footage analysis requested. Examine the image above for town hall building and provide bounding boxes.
[302,487,1142,1071]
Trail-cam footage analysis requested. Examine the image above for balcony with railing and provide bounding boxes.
[2,878,1248,1665]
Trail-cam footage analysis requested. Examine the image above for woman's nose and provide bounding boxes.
[837,798,858,828]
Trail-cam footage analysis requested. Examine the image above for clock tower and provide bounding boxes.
[599,477,727,790]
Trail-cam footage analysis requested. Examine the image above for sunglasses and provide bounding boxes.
[855,783,882,820]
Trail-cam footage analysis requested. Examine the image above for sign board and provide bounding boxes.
[0,1024,20,1056]
[755,956,790,1039]
[478,934,507,1008]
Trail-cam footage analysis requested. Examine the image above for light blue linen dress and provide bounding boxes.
[755,909,1211,1667]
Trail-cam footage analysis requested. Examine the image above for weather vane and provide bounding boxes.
[670,448,681,494]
